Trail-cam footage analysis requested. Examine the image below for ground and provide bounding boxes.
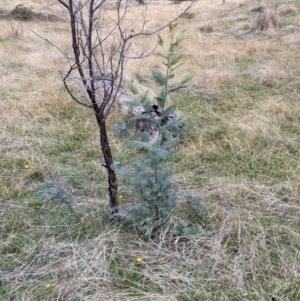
[1,0,300,300]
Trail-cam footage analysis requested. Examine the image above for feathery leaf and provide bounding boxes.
[152,70,167,86]
[162,104,177,118]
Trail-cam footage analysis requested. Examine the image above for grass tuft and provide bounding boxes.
[251,6,279,31]
[278,3,298,16]
[199,25,214,33]
[179,12,196,20]
[6,4,62,22]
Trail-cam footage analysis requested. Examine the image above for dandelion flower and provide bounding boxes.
[24,164,29,169]
[45,284,54,289]
[119,195,124,199]
[136,257,143,264]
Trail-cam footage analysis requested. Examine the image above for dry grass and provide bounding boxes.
[251,6,279,32]
[1,0,300,300]
[278,3,298,16]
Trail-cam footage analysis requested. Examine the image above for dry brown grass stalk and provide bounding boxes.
[251,6,280,31]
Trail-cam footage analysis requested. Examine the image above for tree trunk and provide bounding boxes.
[96,114,118,212]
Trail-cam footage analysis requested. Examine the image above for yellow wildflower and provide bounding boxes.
[119,195,124,199]
[45,284,54,289]
[24,164,29,169]
[135,257,143,264]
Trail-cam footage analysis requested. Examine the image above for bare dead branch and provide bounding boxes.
[130,0,196,38]
[30,30,74,62]
[61,68,93,108]
[50,0,197,211]
[58,0,69,9]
